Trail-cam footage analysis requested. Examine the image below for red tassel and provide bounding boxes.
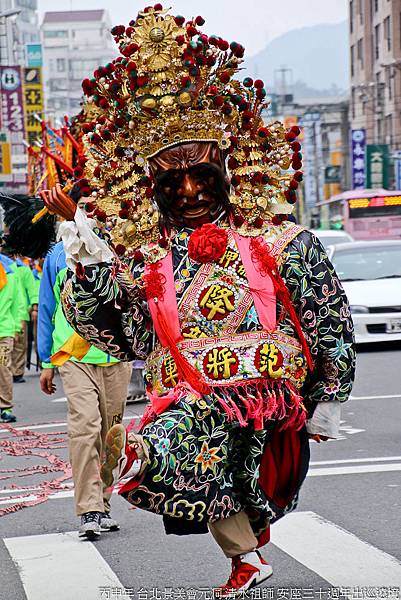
[249,238,314,372]
[155,304,210,396]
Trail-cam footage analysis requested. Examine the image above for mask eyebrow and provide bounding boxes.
[155,169,185,188]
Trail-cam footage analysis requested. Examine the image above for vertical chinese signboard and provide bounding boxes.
[23,67,44,148]
[0,132,12,182]
[0,66,27,189]
[351,128,366,189]
[366,144,389,189]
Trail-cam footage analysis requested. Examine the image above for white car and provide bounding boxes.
[327,241,401,343]
[311,229,354,249]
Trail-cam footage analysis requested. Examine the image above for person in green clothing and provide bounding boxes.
[9,257,39,382]
[0,252,25,422]
[38,241,132,540]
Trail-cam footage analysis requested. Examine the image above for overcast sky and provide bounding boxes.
[37,0,347,57]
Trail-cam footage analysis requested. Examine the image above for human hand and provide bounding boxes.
[39,183,77,221]
[40,369,56,395]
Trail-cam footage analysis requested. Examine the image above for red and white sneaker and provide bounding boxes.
[215,551,273,598]
[101,424,142,488]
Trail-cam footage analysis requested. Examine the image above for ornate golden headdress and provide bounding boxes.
[77,4,303,257]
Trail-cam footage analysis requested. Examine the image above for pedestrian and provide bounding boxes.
[38,241,132,540]
[0,251,24,423]
[10,256,38,383]
[40,5,355,593]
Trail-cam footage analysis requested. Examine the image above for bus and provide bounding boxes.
[318,189,401,240]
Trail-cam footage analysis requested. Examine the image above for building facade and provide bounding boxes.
[41,10,115,120]
[0,0,39,66]
[350,0,401,151]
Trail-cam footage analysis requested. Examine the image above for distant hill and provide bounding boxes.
[244,21,349,97]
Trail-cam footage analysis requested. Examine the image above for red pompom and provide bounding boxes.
[218,39,229,51]
[289,179,299,190]
[115,244,126,256]
[231,175,241,187]
[208,85,218,95]
[291,141,301,152]
[137,76,148,87]
[272,215,283,226]
[187,25,198,37]
[158,237,168,249]
[154,3,163,10]
[291,125,301,136]
[121,43,139,57]
[233,214,245,227]
[188,224,228,264]
[145,187,154,198]
[175,35,185,45]
[254,79,264,89]
[119,208,129,219]
[175,15,185,26]
[219,71,231,84]
[257,127,270,138]
[213,95,225,107]
[243,77,253,88]
[253,217,264,228]
[285,131,296,142]
[293,171,303,182]
[134,250,144,262]
[228,156,239,170]
[195,15,205,26]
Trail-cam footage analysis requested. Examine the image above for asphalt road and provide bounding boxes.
[1,343,401,600]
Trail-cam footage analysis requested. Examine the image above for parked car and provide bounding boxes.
[311,229,354,249]
[327,240,401,343]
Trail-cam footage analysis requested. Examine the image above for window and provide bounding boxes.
[384,16,391,51]
[358,0,363,24]
[385,114,393,147]
[43,30,68,39]
[350,0,354,33]
[374,0,379,11]
[385,67,392,100]
[351,45,355,77]
[56,58,66,72]
[357,38,364,68]
[375,24,380,59]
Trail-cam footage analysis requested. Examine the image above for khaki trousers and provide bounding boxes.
[59,361,132,516]
[0,337,14,409]
[127,431,258,558]
[12,321,27,377]
[209,511,259,558]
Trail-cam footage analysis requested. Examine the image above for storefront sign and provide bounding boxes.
[351,129,366,189]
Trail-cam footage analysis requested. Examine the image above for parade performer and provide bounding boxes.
[41,5,355,594]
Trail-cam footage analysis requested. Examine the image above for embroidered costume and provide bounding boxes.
[39,4,355,592]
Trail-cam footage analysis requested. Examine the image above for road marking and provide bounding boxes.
[4,531,131,600]
[311,455,401,466]
[2,413,144,432]
[272,511,401,585]
[309,463,401,476]
[51,396,67,403]
[350,394,401,400]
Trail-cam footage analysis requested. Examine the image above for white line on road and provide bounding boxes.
[309,463,401,476]
[4,531,131,600]
[272,511,401,585]
[1,413,144,432]
[310,455,401,466]
[350,394,401,400]
[51,396,67,403]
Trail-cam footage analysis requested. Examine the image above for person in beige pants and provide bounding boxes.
[38,241,132,539]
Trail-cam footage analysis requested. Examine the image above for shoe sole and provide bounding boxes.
[79,530,101,541]
[215,566,273,598]
[101,424,126,488]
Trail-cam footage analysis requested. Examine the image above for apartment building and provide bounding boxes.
[41,9,115,120]
[350,0,401,151]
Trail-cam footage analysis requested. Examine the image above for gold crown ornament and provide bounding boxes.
[77,4,303,257]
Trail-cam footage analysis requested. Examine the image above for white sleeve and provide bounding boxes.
[57,207,114,270]
[306,401,341,438]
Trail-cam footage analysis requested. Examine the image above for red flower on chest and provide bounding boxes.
[188,223,228,264]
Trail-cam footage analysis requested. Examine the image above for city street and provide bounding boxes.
[1,344,401,599]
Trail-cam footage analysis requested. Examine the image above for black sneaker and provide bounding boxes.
[100,512,120,532]
[78,511,102,540]
[13,375,25,383]
[1,409,17,423]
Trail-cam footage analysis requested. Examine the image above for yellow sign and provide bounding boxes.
[349,196,401,209]
[23,67,44,147]
[0,132,12,179]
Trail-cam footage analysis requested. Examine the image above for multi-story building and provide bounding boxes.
[41,9,116,120]
[350,0,401,151]
[0,0,39,65]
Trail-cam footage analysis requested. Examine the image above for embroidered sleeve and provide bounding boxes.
[280,231,356,404]
[61,259,152,361]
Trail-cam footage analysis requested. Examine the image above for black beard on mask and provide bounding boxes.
[154,162,232,233]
